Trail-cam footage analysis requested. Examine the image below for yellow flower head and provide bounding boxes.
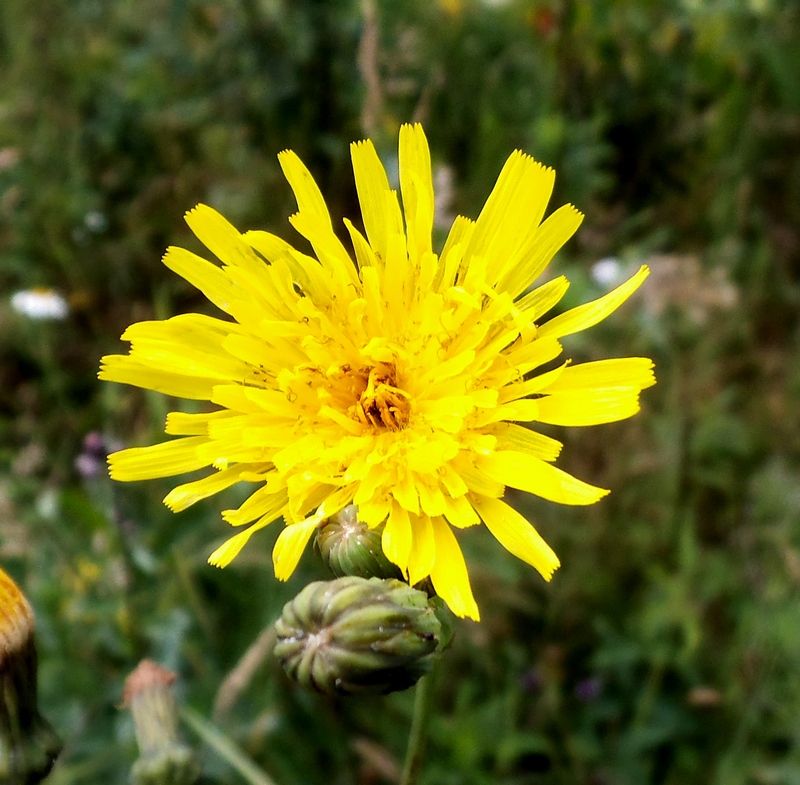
[1,566,34,658]
[101,124,654,620]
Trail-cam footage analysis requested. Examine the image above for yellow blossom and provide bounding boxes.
[0,566,34,657]
[100,124,654,620]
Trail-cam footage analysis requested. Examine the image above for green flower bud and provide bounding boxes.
[274,577,441,695]
[315,505,402,580]
[0,566,62,785]
[124,661,200,785]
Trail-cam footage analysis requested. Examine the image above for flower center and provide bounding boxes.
[350,363,410,431]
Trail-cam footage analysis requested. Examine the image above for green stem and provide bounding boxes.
[180,707,278,785]
[400,658,440,785]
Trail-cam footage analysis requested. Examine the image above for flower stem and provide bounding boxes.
[400,658,440,785]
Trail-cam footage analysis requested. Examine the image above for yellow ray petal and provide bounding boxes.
[211,384,273,414]
[417,349,476,388]
[272,516,321,580]
[121,316,252,381]
[184,204,264,277]
[501,336,563,378]
[161,247,240,317]
[165,410,234,435]
[498,362,567,404]
[245,230,332,302]
[499,204,584,298]
[222,332,304,375]
[479,451,609,506]
[108,436,211,481]
[352,463,391,504]
[442,493,481,528]
[406,436,460,475]
[472,398,540,427]
[360,265,385,331]
[285,480,331,524]
[278,149,332,227]
[539,357,656,393]
[515,275,570,323]
[450,455,505,497]
[288,211,359,290]
[535,388,643,426]
[124,312,237,343]
[381,231,413,323]
[99,356,217,400]
[350,139,404,261]
[537,265,649,340]
[163,465,253,512]
[416,476,447,517]
[243,387,305,419]
[471,495,559,580]
[438,463,469,498]
[485,422,563,462]
[273,433,328,474]
[358,495,392,527]
[316,484,358,519]
[208,529,253,568]
[399,123,434,263]
[435,215,474,291]
[382,502,413,574]
[466,151,555,286]
[240,228,294,262]
[429,517,480,620]
[210,414,290,452]
[223,485,289,526]
[221,260,301,323]
[344,218,377,270]
[407,514,436,586]
[391,469,420,515]
[209,509,285,568]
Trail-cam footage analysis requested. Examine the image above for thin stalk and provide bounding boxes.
[180,707,278,785]
[400,658,441,785]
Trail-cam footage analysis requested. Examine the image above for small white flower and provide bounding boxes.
[590,257,624,288]
[36,488,60,521]
[84,211,108,232]
[11,288,69,320]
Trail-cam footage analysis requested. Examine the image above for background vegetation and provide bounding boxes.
[2,0,800,783]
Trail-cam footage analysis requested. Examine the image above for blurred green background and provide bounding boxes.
[2,0,800,783]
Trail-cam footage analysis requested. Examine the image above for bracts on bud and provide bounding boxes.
[0,566,62,785]
[274,577,441,696]
[123,660,200,785]
[315,506,402,581]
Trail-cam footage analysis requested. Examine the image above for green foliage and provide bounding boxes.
[2,1,800,784]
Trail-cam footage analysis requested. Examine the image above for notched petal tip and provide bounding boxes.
[161,246,176,265]
[512,148,555,174]
[184,203,209,223]
[540,558,561,582]
[564,202,585,223]
[208,535,244,568]
[97,354,121,378]
[453,599,481,622]
[106,454,131,483]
